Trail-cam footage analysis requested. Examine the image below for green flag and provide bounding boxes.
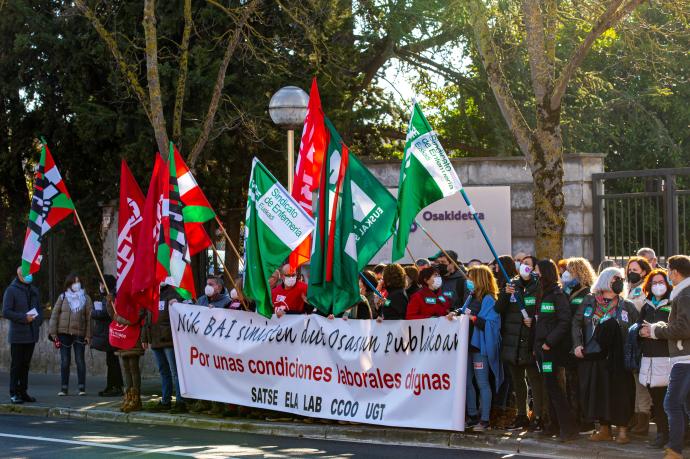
[243,159,315,318]
[391,103,463,261]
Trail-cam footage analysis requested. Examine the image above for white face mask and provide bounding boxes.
[515,261,521,271]
[652,284,668,298]
[204,285,216,297]
[71,282,81,292]
[561,270,573,284]
[431,276,443,290]
[284,276,297,288]
[519,264,533,280]
[230,288,238,300]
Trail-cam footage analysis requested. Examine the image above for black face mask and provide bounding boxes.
[611,278,625,295]
[435,263,448,277]
[627,272,641,285]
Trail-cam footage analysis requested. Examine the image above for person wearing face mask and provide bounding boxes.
[533,259,579,442]
[495,255,544,432]
[198,276,231,309]
[90,274,123,397]
[49,273,93,396]
[429,249,467,310]
[406,267,450,320]
[229,277,252,311]
[404,265,421,298]
[572,267,638,444]
[636,269,672,449]
[624,256,653,436]
[272,263,308,317]
[3,267,43,404]
[448,265,502,432]
[640,255,690,459]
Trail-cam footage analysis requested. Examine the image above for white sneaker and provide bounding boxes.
[78,391,86,396]
[57,391,67,396]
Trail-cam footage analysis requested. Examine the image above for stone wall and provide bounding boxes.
[363,153,605,259]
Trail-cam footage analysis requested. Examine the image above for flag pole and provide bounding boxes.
[209,242,248,311]
[413,219,463,273]
[406,246,417,265]
[359,272,387,302]
[214,215,245,270]
[73,208,110,296]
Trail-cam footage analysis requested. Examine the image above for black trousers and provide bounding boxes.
[105,350,124,389]
[9,343,35,396]
[539,352,577,437]
[649,386,669,438]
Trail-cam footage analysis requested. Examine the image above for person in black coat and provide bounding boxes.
[2,267,43,404]
[533,259,578,441]
[572,266,639,444]
[379,264,408,320]
[91,275,123,397]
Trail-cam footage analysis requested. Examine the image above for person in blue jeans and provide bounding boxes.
[142,283,186,413]
[641,255,690,459]
[450,265,502,431]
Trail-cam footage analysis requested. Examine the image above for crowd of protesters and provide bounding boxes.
[4,246,690,459]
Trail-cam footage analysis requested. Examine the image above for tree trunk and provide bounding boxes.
[530,102,565,260]
[142,0,169,157]
[222,207,243,280]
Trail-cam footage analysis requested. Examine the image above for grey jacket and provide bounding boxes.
[2,278,43,344]
[652,278,690,360]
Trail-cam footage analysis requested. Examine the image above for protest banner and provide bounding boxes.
[171,303,470,431]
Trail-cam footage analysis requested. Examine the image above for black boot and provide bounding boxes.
[507,414,530,431]
[648,432,669,449]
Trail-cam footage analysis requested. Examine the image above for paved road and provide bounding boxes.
[0,414,538,458]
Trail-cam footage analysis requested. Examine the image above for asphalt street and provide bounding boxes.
[0,414,538,458]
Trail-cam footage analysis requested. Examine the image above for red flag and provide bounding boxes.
[289,78,327,269]
[114,160,145,324]
[131,153,168,323]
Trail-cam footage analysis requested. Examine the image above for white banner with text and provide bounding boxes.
[171,303,470,431]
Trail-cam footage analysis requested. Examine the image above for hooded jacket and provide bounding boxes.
[2,278,42,344]
[495,275,539,366]
[650,277,690,364]
[49,290,93,338]
[534,285,572,364]
[439,268,467,309]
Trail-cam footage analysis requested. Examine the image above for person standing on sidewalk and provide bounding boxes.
[114,309,145,413]
[640,255,690,459]
[49,273,92,396]
[142,283,187,413]
[3,267,42,404]
[90,274,123,397]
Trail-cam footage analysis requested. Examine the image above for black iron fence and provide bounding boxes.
[593,168,690,267]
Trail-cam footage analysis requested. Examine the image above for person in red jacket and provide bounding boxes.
[406,266,450,320]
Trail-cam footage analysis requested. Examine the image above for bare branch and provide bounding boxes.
[143,0,169,156]
[173,0,193,144]
[187,0,260,167]
[550,0,645,109]
[74,0,152,123]
[469,0,532,158]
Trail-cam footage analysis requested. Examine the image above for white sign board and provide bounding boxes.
[171,303,470,431]
[370,186,511,264]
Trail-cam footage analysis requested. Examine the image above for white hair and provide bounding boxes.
[637,247,656,259]
[591,266,625,295]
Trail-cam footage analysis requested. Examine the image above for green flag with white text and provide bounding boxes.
[243,159,315,318]
[391,103,463,261]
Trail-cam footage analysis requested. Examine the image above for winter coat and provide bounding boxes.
[568,284,590,315]
[197,288,232,309]
[439,269,467,310]
[495,276,539,366]
[49,290,92,339]
[651,277,690,363]
[90,294,116,352]
[381,288,408,320]
[638,298,672,387]
[406,287,450,320]
[2,278,42,344]
[571,294,638,356]
[626,282,647,313]
[343,296,373,320]
[533,285,572,365]
[142,286,181,349]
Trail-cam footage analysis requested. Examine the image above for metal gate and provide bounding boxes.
[592,168,690,266]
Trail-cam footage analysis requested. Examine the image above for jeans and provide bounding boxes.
[539,351,577,437]
[9,343,35,396]
[58,334,86,390]
[664,363,690,454]
[152,347,184,404]
[466,352,492,422]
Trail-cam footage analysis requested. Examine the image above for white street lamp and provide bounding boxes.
[268,85,309,192]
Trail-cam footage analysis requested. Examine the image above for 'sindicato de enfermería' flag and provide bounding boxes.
[308,119,396,315]
[391,103,463,261]
[243,158,315,318]
[21,142,75,277]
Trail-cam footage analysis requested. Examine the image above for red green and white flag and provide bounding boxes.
[391,103,463,261]
[21,142,75,277]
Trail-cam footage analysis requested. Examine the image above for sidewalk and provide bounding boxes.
[0,372,652,458]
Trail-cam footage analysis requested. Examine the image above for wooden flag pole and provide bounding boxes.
[214,215,245,270]
[414,219,463,273]
[406,246,417,265]
[73,208,110,296]
[210,241,248,311]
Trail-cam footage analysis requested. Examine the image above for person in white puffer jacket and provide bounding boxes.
[637,268,673,449]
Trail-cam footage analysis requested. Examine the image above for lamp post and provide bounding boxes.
[268,86,309,192]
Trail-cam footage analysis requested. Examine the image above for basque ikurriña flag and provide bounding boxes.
[21,141,75,277]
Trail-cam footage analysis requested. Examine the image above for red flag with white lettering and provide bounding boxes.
[289,78,327,269]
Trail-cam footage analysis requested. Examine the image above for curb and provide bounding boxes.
[0,403,646,458]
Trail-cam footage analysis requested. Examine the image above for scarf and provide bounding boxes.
[64,289,86,312]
